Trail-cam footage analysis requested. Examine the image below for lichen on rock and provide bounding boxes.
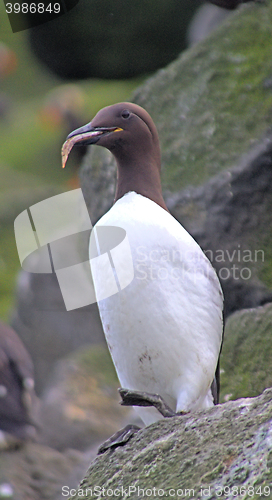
[220,303,272,402]
[69,389,272,500]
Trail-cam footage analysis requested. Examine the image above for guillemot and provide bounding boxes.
[62,102,224,450]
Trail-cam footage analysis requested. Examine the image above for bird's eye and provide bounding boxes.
[121,109,131,119]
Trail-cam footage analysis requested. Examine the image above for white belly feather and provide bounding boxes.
[90,192,223,425]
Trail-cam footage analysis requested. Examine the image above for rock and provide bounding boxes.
[166,134,272,316]
[37,344,138,452]
[0,343,139,500]
[11,270,104,395]
[27,0,202,79]
[68,388,272,500]
[0,442,92,500]
[81,0,272,317]
[220,303,272,402]
[187,3,232,46]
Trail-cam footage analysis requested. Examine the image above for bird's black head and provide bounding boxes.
[62,102,161,169]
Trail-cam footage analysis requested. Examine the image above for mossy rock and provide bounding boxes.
[81,0,272,316]
[134,1,272,191]
[220,303,272,402]
[82,0,272,202]
[68,388,272,500]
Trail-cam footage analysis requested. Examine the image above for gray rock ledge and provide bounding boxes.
[70,388,272,500]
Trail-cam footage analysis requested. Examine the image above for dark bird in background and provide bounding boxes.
[0,321,36,448]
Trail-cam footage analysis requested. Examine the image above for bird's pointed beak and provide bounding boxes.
[61,123,123,168]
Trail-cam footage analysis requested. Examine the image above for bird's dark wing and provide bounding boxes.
[211,308,225,405]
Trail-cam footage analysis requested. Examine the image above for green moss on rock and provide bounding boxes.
[134,0,272,190]
[82,0,272,207]
[69,389,272,500]
[220,303,272,402]
[81,0,272,312]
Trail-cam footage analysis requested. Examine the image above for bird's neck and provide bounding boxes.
[114,158,169,212]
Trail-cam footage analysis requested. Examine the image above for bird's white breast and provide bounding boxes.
[90,192,223,425]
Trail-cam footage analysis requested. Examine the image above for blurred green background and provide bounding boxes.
[0,0,203,322]
[0,2,141,321]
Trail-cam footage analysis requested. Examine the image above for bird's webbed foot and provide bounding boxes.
[119,388,186,418]
[97,424,140,455]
